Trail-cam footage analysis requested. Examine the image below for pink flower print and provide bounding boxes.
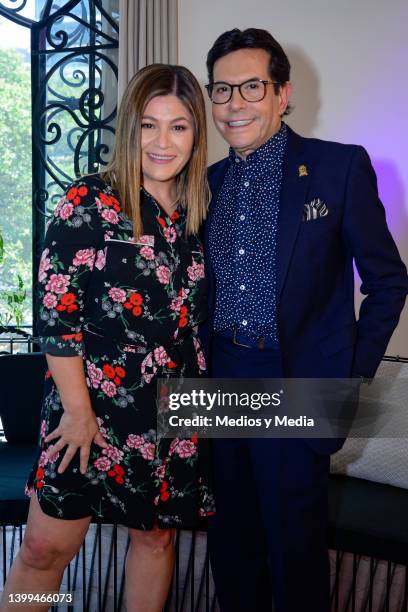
[196,350,206,371]
[168,438,180,456]
[45,273,71,295]
[180,288,189,299]
[38,450,49,467]
[175,440,197,458]
[138,234,155,247]
[101,380,117,397]
[126,434,146,449]
[40,419,47,438]
[163,227,177,243]
[142,373,154,384]
[59,202,74,220]
[53,196,65,217]
[47,448,60,464]
[43,292,58,309]
[154,346,170,366]
[187,260,205,282]
[102,445,124,463]
[96,416,108,438]
[38,249,52,282]
[73,248,95,268]
[170,296,183,312]
[95,248,106,270]
[193,337,206,371]
[140,246,155,260]
[156,265,171,285]
[86,362,103,389]
[94,456,111,471]
[108,287,127,303]
[154,464,166,479]
[101,208,119,224]
[139,443,155,461]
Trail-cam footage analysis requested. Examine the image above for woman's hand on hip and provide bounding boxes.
[45,410,109,475]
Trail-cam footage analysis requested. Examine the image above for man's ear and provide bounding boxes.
[279,81,293,115]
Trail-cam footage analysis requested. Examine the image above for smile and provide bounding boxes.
[226,119,253,128]
[147,153,176,163]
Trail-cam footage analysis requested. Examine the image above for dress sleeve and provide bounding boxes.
[37,177,105,356]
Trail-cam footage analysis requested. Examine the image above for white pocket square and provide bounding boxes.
[302,198,329,222]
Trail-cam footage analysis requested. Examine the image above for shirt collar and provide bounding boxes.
[228,121,287,167]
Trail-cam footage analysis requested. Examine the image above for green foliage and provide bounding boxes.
[0,47,32,326]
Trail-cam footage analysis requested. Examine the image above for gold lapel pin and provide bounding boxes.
[298,164,308,177]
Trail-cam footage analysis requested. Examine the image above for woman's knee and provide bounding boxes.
[129,528,174,555]
[19,533,72,572]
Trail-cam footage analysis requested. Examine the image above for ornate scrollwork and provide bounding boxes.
[0,0,119,332]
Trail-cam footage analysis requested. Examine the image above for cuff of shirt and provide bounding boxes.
[38,333,85,357]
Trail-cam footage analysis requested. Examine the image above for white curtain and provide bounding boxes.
[118,0,178,104]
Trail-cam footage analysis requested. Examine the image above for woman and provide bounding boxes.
[0,64,214,612]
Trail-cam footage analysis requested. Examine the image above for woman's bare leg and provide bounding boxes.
[0,494,91,612]
[125,526,175,612]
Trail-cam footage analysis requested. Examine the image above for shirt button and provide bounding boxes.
[239,248,245,255]
[244,181,250,187]
[242,320,248,326]
[240,214,245,221]
[240,284,246,290]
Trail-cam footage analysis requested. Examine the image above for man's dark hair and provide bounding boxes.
[206,28,292,115]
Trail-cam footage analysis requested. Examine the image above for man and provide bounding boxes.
[202,28,408,612]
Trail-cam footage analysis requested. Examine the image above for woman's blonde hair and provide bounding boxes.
[101,64,209,238]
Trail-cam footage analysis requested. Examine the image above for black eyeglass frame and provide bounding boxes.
[204,79,281,104]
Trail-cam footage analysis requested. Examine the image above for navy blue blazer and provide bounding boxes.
[202,125,407,380]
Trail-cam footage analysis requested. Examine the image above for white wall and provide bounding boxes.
[178,0,408,356]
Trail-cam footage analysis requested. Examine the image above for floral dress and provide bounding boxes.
[26,174,215,529]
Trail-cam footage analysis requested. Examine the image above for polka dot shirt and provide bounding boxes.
[209,122,287,342]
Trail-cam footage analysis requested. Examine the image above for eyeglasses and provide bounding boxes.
[205,79,280,104]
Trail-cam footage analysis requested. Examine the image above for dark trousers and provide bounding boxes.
[207,335,330,612]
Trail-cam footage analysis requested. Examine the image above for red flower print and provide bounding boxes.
[170,211,180,222]
[124,301,133,309]
[67,304,79,313]
[78,185,88,197]
[191,433,198,445]
[73,197,81,205]
[60,292,76,306]
[66,187,78,201]
[160,490,170,501]
[56,305,66,312]
[61,332,83,342]
[180,306,188,316]
[167,360,178,369]
[114,376,121,385]
[157,217,167,228]
[115,366,126,378]
[179,316,188,328]
[98,192,111,205]
[36,467,45,480]
[102,364,116,379]
[36,481,44,489]
[115,476,124,484]
[132,306,142,317]
[129,292,143,306]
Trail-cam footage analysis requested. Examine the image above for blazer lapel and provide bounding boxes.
[277,127,311,297]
